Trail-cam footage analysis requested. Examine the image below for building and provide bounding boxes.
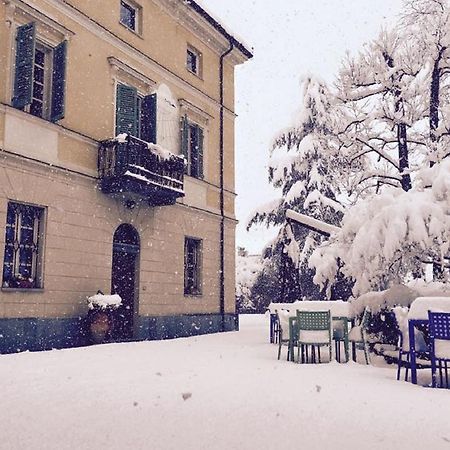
[0,0,252,352]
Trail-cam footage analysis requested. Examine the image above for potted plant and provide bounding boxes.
[87,291,122,344]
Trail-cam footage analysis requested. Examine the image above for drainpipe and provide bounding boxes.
[219,41,234,332]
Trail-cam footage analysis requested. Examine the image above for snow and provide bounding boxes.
[268,300,353,317]
[408,297,450,320]
[147,143,176,161]
[87,294,122,310]
[286,209,340,236]
[351,284,419,316]
[1,315,449,450]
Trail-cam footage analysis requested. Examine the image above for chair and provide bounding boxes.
[348,306,371,364]
[296,310,332,363]
[428,311,450,388]
[394,306,429,382]
[277,311,298,362]
[332,317,350,363]
[270,312,281,344]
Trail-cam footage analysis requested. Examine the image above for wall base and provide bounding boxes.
[0,313,239,354]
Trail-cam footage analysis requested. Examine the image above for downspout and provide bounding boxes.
[219,41,234,332]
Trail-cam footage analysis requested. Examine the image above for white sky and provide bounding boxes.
[200,0,404,254]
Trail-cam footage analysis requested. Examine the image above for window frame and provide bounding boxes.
[186,45,202,78]
[181,115,205,179]
[119,0,141,34]
[184,237,202,296]
[27,41,53,120]
[2,201,46,290]
[114,81,157,142]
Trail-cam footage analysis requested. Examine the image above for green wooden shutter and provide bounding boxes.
[197,126,204,179]
[50,40,67,122]
[115,84,137,136]
[141,93,157,144]
[181,115,189,173]
[12,22,36,109]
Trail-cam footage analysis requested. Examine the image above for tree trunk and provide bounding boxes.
[397,123,412,191]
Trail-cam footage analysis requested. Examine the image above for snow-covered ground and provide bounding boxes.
[1,315,449,450]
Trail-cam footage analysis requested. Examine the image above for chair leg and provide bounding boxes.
[301,345,305,364]
[318,346,321,363]
[439,360,443,388]
[396,350,402,381]
[431,355,437,388]
[405,353,409,382]
[278,339,282,360]
[445,361,449,388]
[352,342,356,362]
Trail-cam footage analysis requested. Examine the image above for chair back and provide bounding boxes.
[297,310,330,331]
[428,311,450,341]
[278,311,298,341]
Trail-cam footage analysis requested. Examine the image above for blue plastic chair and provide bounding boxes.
[428,311,450,388]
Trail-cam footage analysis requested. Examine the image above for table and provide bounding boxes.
[269,301,354,362]
[407,297,450,384]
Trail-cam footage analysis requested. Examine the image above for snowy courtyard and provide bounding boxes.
[1,314,449,450]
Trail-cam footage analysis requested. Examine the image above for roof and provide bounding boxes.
[185,1,254,60]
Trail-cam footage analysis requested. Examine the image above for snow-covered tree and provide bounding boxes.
[335,29,426,195]
[248,76,345,298]
[310,158,450,296]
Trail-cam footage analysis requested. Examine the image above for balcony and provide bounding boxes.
[98,135,185,206]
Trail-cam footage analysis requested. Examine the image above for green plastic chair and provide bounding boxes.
[277,312,299,362]
[349,306,371,364]
[296,310,332,363]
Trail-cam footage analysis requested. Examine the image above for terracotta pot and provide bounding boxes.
[88,310,113,344]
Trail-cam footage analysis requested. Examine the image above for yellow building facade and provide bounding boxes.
[0,0,252,352]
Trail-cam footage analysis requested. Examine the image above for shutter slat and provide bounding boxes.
[12,22,36,109]
[141,93,157,143]
[116,84,138,136]
[50,40,67,122]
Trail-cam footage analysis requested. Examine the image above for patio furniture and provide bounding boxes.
[333,317,350,363]
[268,300,352,362]
[393,306,429,382]
[408,297,450,384]
[348,306,371,364]
[428,311,450,388]
[277,311,299,362]
[270,312,281,344]
[296,310,332,363]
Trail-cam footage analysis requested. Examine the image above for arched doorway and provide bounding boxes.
[111,224,140,340]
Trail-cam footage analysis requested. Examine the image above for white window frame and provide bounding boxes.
[119,0,142,35]
[186,45,202,78]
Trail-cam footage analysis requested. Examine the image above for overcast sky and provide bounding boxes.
[200,0,404,254]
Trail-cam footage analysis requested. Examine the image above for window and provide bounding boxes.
[115,83,157,143]
[186,46,202,77]
[181,116,204,178]
[120,1,140,33]
[184,238,202,296]
[2,202,45,289]
[12,22,67,122]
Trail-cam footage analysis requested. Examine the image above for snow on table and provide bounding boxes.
[268,300,353,318]
[408,297,450,320]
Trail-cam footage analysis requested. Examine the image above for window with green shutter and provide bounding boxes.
[115,84,157,143]
[12,22,67,122]
[180,116,204,179]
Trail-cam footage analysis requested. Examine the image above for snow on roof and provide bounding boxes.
[286,209,340,237]
[186,0,254,59]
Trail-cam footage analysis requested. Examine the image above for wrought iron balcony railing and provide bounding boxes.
[98,135,185,206]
